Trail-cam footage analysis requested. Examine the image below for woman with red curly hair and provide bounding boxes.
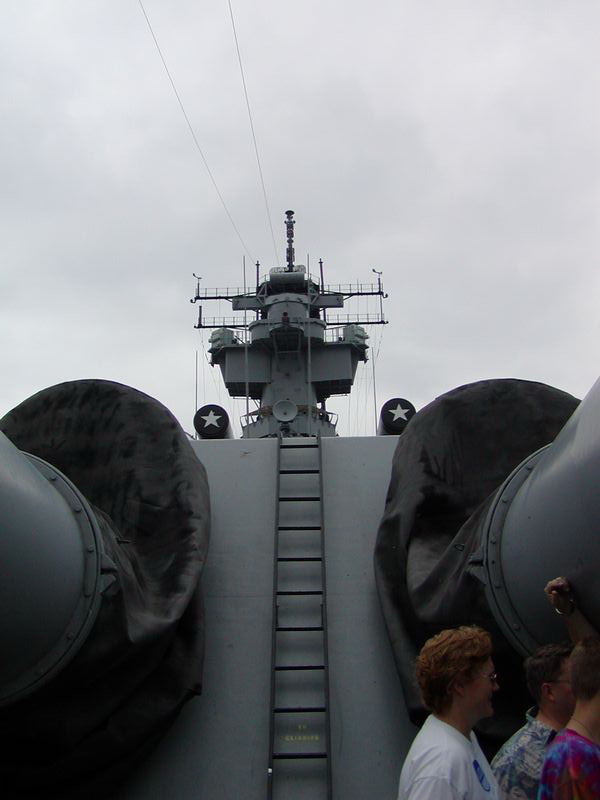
[398,626,500,799]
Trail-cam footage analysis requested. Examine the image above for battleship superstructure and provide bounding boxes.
[191,209,388,439]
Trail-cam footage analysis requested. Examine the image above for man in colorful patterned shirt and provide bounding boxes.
[491,643,574,800]
[538,637,600,799]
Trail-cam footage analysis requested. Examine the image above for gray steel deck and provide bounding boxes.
[114,434,416,799]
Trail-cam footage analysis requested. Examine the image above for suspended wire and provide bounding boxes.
[138,0,253,260]
[198,332,221,396]
[227,0,279,266]
[351,360,363,436]
[361,362,369,436]
[363,357,370,436]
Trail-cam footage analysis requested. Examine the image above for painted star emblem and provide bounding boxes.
[388,403,410,422]
[201,409,222,428]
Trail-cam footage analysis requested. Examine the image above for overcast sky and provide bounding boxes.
[1,1,598,437]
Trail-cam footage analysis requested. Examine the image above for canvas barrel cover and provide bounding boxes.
[0,380,210,798]
[374,378,579,751]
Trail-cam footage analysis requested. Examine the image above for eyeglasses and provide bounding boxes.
[476,671,498,683]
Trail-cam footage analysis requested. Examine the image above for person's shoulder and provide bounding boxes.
[542,730,571,767]
[566,728,600,751]
[548,728,598,756]
[491,722,545,799]
[491,714,549,772]
[401,717,471,780]
[540,729,594,777]
[491,722,531,768]
[424,715,471,744]
[401,722,500,800]
[411,716,465,747]
[539,730,600,799]
[405,717,465,763]
[559,728,600,764]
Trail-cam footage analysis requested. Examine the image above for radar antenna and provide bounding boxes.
[285,210,295,271]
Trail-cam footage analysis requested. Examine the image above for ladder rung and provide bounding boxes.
[274,706,326,713]
[279,496,321,502]
[275,665,325,671]
[279,469,320,475]
[277,590,322,596]
[276,626,324,632]
[277,557,322,562]
[273,752,327,759]
[278,526,321,531]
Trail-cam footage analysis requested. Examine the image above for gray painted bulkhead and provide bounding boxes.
[114,434,416,800]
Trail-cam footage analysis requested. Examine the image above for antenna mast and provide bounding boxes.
[285,210,295,271]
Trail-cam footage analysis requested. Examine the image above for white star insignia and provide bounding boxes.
[201,410,221,428]
[389,403,410,422]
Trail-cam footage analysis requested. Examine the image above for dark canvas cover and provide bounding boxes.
[374,378,579,751]
[0,380,210,797]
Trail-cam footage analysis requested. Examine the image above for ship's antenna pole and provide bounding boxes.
[372,269,383,433]
[319,259,326,323]
[193,273,203,328]
[193,273,202,437]
[255,260,260,320]
[285,210,295,272]
[371,346,378,434]
[195,349,199,439]
[373,268,384,319]
[193,272,202,298]
[243,255,250,438]
[307,293,312,437]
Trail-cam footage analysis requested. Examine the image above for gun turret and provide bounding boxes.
[0,431,103,706]
[374,376,588,749]
[0,379,209,798]
[483,375,600,654]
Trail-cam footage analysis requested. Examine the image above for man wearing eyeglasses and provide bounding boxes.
[491,643,574,800]
[491,577,596,799]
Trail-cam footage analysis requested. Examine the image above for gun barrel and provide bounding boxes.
[377,398,416,435]
[483,376,600,655]
[0,432,102,706]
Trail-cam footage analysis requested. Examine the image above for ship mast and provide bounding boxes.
[285,209,295,272]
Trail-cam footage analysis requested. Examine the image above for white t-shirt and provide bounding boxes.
[398,715,499,800]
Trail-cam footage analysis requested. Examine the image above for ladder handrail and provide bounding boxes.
[317,432,333,799]
[267,434,283,798]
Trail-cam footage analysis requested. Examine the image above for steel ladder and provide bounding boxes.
[267,435,332,800]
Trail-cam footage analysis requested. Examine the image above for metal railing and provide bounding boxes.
[191,280,385,302]
[240,406,338,431]
[321,313,386,326]
[197,314,385,331]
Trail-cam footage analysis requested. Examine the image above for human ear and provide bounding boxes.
[540,682,554,702]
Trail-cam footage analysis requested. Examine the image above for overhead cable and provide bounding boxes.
[227,0,280,266]
[138,0,253,260]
